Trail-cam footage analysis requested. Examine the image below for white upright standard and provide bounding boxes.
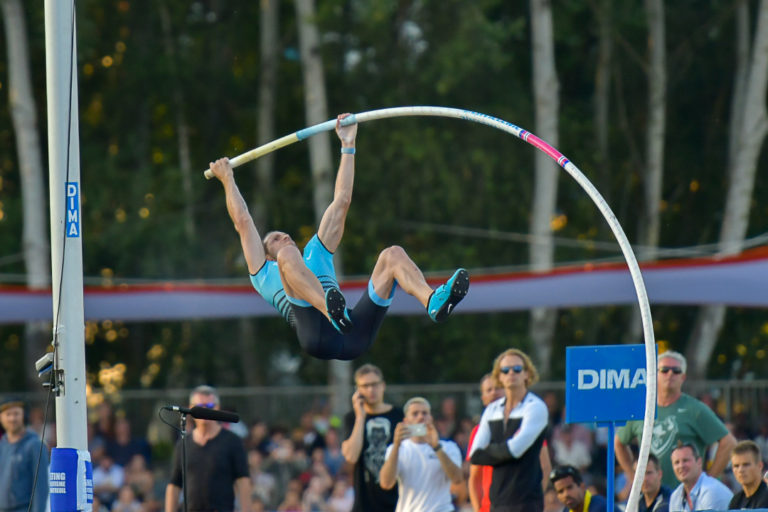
[45,1,89,505]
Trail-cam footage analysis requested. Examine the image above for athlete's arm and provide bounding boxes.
[317,114,357,253]
[210,158,266,273]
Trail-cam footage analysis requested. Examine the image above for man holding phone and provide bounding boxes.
[342,364,404,512]
[380,397,464,512]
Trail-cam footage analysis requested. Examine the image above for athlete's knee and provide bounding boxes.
[378,245,407,265]
[275,245,303,268]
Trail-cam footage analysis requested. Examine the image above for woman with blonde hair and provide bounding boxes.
[469,348,549,512]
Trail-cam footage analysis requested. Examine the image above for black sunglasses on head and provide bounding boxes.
[659,366,683,374]
[549,465,580,483]
[500,365,524,374]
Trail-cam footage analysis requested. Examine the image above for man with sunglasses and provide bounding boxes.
[614,351,736,489]
[469,349,549,512]
[165,385,252,512]
[209,114,470,361]
[467,373,552,512]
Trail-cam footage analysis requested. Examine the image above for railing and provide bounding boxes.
[15,379,768,433]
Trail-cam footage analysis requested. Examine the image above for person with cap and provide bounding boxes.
[550,465,607,512]
[0,396,49,512]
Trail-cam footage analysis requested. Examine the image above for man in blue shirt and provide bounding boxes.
[669,443,732,511]
[0,397,49,512]
[209,114,469,360]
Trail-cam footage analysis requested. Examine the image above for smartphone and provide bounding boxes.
[407,423,427,437]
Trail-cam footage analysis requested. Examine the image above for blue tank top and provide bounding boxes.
[250,234,338,325]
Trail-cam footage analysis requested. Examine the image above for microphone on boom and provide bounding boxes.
[162,405,240,423]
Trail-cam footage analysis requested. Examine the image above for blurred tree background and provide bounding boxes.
[1,0,767,402]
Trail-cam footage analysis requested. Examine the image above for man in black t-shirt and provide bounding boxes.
[164,385,251,512]
[342,364,403,512]
[729,440,768,509]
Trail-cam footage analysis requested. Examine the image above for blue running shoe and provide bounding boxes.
[326,287,353,334]
[427,268,470,323]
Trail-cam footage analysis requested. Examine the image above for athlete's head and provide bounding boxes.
[263,231,297,260]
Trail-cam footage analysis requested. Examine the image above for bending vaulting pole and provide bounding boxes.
[204,106,656,512]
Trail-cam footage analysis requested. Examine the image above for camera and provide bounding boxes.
[406,423,427,437]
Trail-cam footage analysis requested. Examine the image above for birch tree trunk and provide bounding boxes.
[1,0,52,389]
[234,0,281,391]
[639,0,666,260]
[528,0,560,377]
[253,0,279,232]
[686,0,768,378]
[594,0,612,196]
[159,2,195,241]
[628,0,667,342]
[295,0,351,413]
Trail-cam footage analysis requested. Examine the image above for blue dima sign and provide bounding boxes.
[565,344,652,424]
[66,182,80,238]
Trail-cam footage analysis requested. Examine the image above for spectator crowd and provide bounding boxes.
[3,350,768,512]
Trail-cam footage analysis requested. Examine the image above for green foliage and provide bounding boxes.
[1,0,767,393]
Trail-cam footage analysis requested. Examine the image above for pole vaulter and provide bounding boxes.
[204,106,657,512]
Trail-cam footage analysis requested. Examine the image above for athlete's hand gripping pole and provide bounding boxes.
[202,114,359,179]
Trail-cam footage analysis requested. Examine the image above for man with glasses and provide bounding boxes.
[614,350,736,489]
[379,397,464,512]
[728,440,768,509]
[342,364,404,512]
[165,385,251,512]
[669,443,732,511]
[208,114,469,361]
[550,465,607,512]
[469,348,549,511]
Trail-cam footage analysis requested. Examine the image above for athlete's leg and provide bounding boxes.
[276,245,352,333]
[370,245,469,323]
[369,246,433,307]
[275,246,328,314]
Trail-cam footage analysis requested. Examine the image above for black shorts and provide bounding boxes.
[292,289,389,360]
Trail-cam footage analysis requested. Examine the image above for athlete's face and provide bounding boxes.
[355,373,385,406]
[263,231,297,260]
[732,452,763,490]
[480,377,503,407]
